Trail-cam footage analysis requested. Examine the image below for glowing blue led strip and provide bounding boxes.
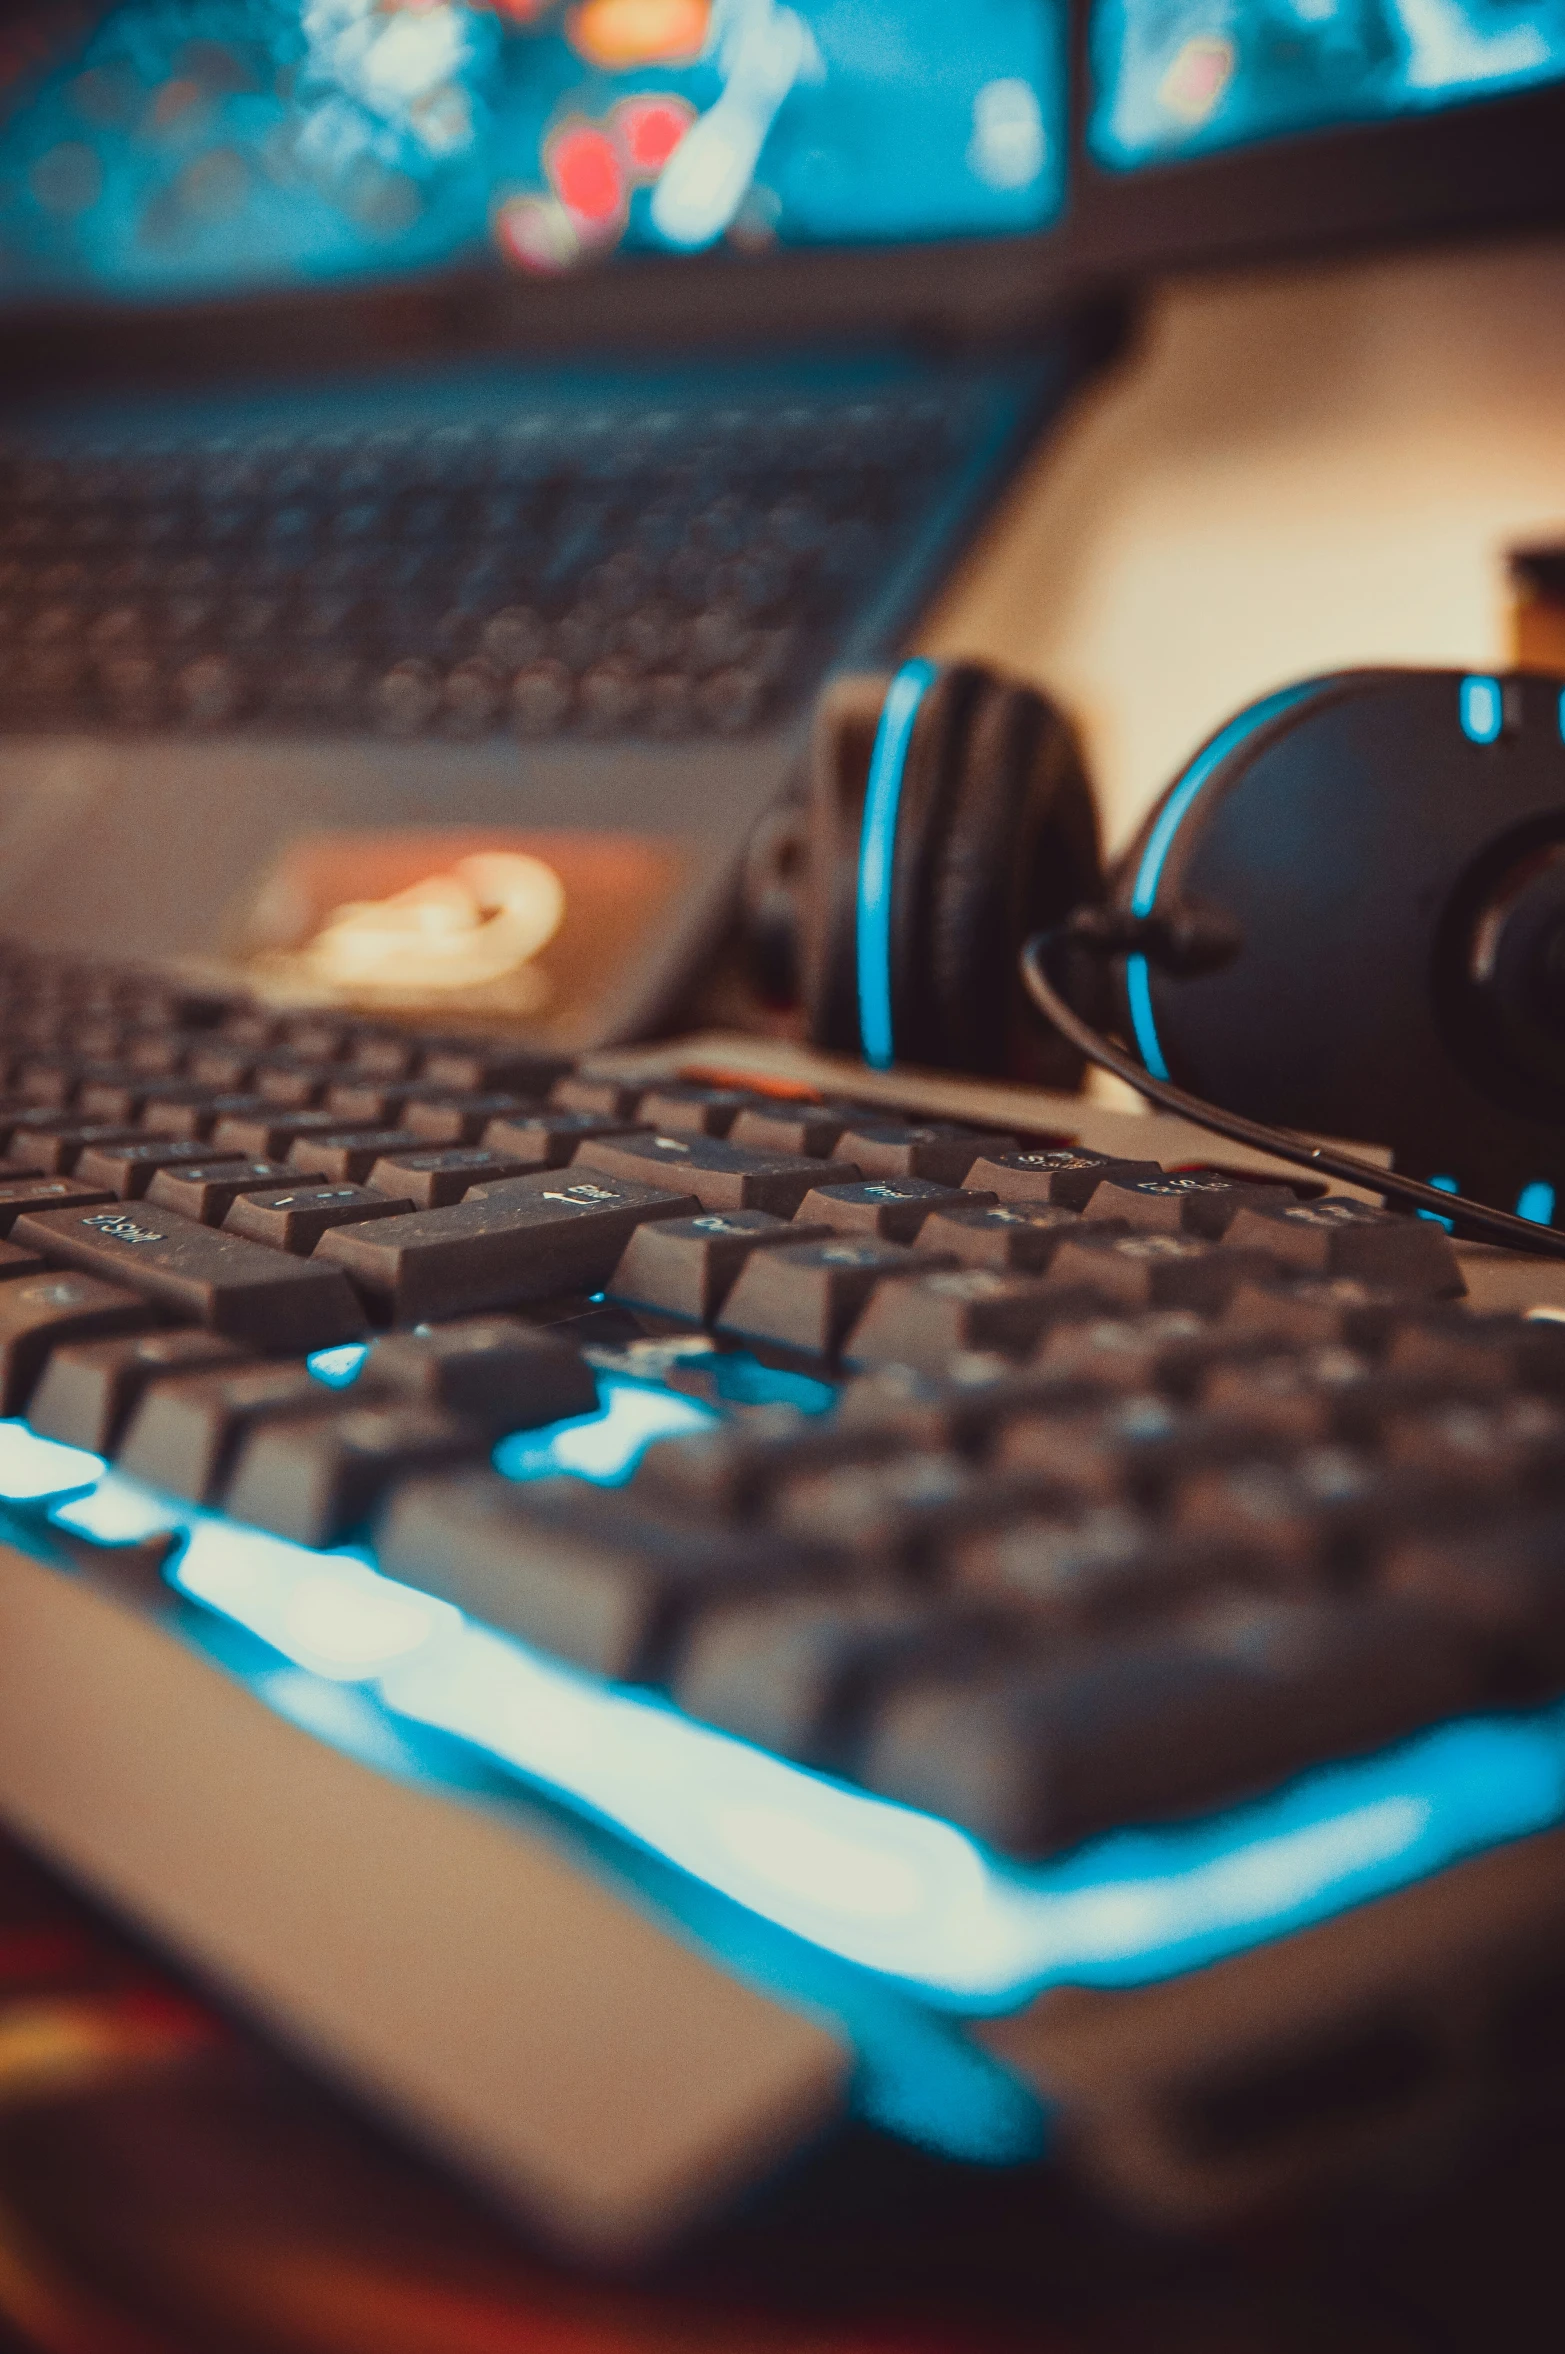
[5,1407,1562,2013]
[856,658,939,1069]
[1125,680,1327,1078]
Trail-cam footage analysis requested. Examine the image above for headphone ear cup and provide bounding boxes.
[906,675,1103,1080]
[796,661,1102,1078]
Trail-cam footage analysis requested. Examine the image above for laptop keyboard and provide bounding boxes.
[1,947,1564,1887]
[0,390,964,741]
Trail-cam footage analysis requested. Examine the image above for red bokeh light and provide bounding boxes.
[546,121,626,226]
[613,91,696,179]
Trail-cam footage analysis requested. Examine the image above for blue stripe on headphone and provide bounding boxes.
[1125,679,1327,1078]
[856,658,939,1069]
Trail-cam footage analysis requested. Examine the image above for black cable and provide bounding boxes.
[1020,930,1565,1261]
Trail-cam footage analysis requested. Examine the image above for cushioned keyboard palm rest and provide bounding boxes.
[4,969,1565,2259]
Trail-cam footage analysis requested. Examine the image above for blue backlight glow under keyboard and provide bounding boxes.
[0,1424,104,1501]
[307,1342,372,1388]
[9,1420,1565,2013]
[492,1376,717,1485]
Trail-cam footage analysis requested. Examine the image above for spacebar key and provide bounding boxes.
[13,1201,368,1353]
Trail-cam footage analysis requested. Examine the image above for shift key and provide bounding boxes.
[315,1168,699,1323]
[13,1200,367,1353]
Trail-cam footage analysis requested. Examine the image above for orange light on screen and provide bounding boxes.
[286,852,567,1004]
[237,829,691,1035]
[566,0,710,71]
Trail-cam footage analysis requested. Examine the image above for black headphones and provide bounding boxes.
[744,658,1565,1259]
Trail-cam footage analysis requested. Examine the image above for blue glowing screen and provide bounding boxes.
[1092,0,1565,168]
[0,2,1064,306]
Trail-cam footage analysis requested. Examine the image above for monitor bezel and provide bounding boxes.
[5,1,1565,382]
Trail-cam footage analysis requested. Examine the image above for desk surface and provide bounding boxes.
[0,1807,1561,2354]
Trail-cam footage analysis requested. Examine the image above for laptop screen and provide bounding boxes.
[1090,0,1565,170]
[0,1,1067,306]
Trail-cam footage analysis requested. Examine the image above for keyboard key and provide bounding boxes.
[376,1470,837,1682]
[3,1119,144,1174]
[144,1158,298,1225]
[315,1169,699,1322]
[74,1137,221,1198]
[992,1396,1276,1512]
[0,1239,43,1282]
[186,1045,259,1087]
[0,1172,115,1233]
[420,1042,569,1094]
[950,1508,1230,1628]
[835,1122,1015,1186]
[13,1200,368,1353]
[1168,1449,1410,1581]
[481,1111,651,1169]
[141,1090,268,1140]
[284,1129,426,1184]
[608,1209,832,1323]
[635,1085,764,1138]
[1384,1312,1565,1395]
[916,1198,1090,1273]
[1380,1509,1565,1692]
[674,1590,944,1766]
[1375,1395,1565,1498]
[210,1107,369,1159]
[28,1328,251,1453]
[1047,1231,1276,1315]
[321,1078,419,1125]
[571,1132,857,1216]
[0,1271,152,1414]
[770,1451,1023,1569]
[631,1406,898,1520]
[401,1093,538,1145]
[223,1183,417,1254]
[964,1148,1162,1209]
[862,1592,1479,1856]
[796,1177,981,1243]
[551,1073,646,1117]
[1083,1174,1289,1240]
[1221,1197,1467,1295]
[366,1316,598,1433]
[118,1362,361,1502]
[728,1101,885,1158]
[364,1146,537,1209]
[717,1236,956,1358]
[251,1058,337,1108]
[844,1267,1100,1368]
[1037,1310,1229,1397]
[225,1404,484,1547]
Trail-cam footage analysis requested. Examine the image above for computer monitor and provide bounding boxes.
[4,3,1565,362]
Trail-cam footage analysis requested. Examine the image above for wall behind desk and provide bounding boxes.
[923,237,1565,855]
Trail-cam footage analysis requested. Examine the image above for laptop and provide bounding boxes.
[0,0,1134,1052]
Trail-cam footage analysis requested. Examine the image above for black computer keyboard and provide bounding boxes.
[6,945,1565,2252]
[0,389,963,741]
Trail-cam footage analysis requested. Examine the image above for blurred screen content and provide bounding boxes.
[0,0,1065,304]
[1092,0,1565,166]
[234,828,692,1036]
